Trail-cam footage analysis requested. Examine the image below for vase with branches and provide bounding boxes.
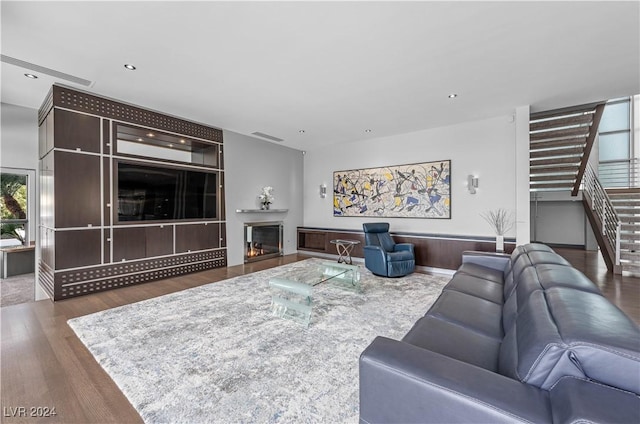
[480,209,514,252]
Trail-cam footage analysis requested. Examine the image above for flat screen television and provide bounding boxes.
[117,162,217,221]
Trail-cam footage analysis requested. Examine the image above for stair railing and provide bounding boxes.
[583,163,621,266]
[598,158,640,189]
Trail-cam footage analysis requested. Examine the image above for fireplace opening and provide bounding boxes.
[244,221,283,263]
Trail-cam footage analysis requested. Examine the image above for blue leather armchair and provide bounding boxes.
[362,223,415,277]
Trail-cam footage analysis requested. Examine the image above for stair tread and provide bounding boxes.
[530,157,582,166]
[530,126,590,142]
[530,174,576,182]
[530,114,594,131]
[530,165,580,175]
[530,138,587,150]
[610,200,640,206]
[529,182,575,189]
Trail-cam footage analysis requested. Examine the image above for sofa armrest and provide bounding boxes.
[363,245,386,273]
[550,377,640,424]
[394,243,414,254]
[359,336,551,423]
[462,250,511,272]
[364,245,385,259]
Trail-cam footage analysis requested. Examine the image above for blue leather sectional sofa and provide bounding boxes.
[359,243,640,423]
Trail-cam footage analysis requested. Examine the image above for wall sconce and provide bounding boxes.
[320,184,327,198]
[467,175,479,194]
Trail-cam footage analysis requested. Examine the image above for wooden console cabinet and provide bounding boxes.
[298,227,515,271]
[38,85,227,300]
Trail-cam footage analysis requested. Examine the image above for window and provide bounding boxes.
[0,172,28,247]
[598,97,634,188]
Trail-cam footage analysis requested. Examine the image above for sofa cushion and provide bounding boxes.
[503,251,571,299]
[457,262,505,284]
[425,290,503,340]
[499,291,576,389]
[444,273,504,304]
[534,264,600,293]
[499,287,640,392]
[550,377,640,424]
[545,287,640,394]
[502,264,601,331]
[402,315,501,371]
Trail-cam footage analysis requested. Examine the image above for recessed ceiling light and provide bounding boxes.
[180,139,186,144]
[448,93,458,98]
[365,129,372,133]
[124,64,136,70]
[137,137,143,142]
[168,144,173,148]
[24,73,38,79]
[147,133,154,137]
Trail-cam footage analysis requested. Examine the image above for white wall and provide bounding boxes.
[515,105,531,244]
[303,114,523,238]
[1,103,39,172]
[0,102,48,300]
[530,192,588,247]
[223,130,304,266]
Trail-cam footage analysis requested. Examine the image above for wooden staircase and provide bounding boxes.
[607,188,640,275]
[530,103,604,194]
[529,101,640,275]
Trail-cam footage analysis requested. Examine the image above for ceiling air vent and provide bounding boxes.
[1,54,93,87]
[251,131,284,142]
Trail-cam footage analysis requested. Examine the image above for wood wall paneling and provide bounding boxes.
[103,229,111,264]
[40,227,55,268]
[113,226,173,261]
[52,85,223,143]
[54,151,101,228]
[113,227,146,262]
[37,111,55,159]
[38,115,47,159]
[220,223,227,248]
[219,172,226,221]
[40,152,54,230]
[53,108,101,153]
[145,225,174,258]
[297,227,515,270]
[55,229,102,269]
[103,157,111,226]
[103,119,111,153]
[175,223,220,253]
[298,230,328,251]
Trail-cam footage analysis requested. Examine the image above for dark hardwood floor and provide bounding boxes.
[1,249,638,423]
[553,247,640,323]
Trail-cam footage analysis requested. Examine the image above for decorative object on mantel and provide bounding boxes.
[480,208,514,253]
[259,186,274,210]
[333,160,451,218]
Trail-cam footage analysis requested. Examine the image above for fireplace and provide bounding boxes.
[244,221,283,263]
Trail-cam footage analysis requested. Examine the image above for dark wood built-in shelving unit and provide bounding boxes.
[38,85,227,300]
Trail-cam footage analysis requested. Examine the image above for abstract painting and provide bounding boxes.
[333,160,451,218]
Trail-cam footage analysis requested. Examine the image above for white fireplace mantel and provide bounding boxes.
[235,209,289,213]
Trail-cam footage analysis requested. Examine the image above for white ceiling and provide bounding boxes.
[2,1,639,151]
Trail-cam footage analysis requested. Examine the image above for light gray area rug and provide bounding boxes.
[68,259,449,423]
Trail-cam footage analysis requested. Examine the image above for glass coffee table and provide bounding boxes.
[269,262,361,327]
